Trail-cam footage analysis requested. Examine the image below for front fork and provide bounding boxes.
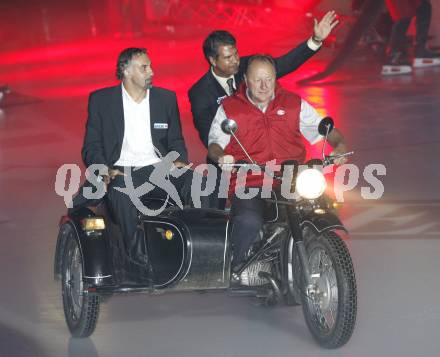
[286,206,314,292]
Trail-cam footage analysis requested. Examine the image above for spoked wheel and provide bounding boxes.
[300,231,357,348]
[61,225,100,337]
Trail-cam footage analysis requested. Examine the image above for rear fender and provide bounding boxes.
[55,208,113,285]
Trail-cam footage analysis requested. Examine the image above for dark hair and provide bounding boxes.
[202,30,236,63]
[116,47,147,80]
[246,54,276,75]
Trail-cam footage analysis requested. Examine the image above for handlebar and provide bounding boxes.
[222,151,354,172]
[220,162,284,180]
[323,151,354,166]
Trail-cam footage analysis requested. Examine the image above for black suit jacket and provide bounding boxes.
[82,84,188,169]
[188,40,316,148]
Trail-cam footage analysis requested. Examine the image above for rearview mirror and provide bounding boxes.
[221,119,238,135]
[318,117,334,136]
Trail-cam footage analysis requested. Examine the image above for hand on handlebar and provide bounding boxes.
[218,155,235,172]
[172,160,193,171]
[329,143,350,165]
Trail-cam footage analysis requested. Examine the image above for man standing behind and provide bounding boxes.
[81,47,189,263]
[189,11,339,208]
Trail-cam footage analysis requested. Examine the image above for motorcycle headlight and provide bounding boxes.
[296,168,327,200]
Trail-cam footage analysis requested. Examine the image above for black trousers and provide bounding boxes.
[230,195,265,269]
[206,156,227,210]
[389,0,431,52]
[107,166,195,255]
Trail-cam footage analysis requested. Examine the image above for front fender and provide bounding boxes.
[300,211,347,235]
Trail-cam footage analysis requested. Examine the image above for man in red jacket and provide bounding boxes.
[207,55,348,271]
[382,0,439,75]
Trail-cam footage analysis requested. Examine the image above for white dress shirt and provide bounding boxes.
[208,98,323,150]
[211,67,236,95]
[307,37,322,51]
[114,84,161,167]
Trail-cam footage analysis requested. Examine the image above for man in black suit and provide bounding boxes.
[188,11,339,208]
[81,47,189,262]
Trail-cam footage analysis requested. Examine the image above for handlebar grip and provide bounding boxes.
[324,151,354,165]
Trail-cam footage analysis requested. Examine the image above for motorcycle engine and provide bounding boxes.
[238,228,282,286]
[240,260,273,286]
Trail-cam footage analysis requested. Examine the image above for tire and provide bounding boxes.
[61,224,100,338]
[300,230,357,348]
[54,223,70,280]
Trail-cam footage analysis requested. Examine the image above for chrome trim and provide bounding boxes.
[222,220,230,282]
[287,235,295,294]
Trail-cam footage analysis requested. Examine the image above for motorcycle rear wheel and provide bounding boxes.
[300,230,357,348]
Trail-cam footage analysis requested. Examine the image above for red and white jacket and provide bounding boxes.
[221,83,308,190]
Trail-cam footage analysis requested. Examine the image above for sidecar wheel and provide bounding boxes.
[300,231,357,349]
[61,226,100,338]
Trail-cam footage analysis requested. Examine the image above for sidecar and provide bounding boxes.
[54,197,231,337]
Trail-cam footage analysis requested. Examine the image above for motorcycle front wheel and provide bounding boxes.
[300,230,357,349]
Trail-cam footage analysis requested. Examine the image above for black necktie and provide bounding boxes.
[226,78,235,96]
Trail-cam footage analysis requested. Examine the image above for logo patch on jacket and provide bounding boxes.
[277,109,286,116]
[154,123,168,129]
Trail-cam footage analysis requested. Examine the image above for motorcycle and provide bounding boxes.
[54,117,357,348]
